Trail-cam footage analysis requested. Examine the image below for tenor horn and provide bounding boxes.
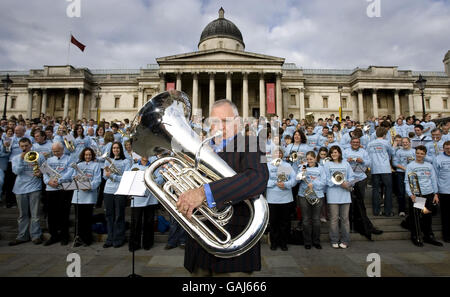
[130,90,269,258]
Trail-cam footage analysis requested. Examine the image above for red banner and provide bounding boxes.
[266,83,275,114]
[166,82,175,91]
[70,35,85,52]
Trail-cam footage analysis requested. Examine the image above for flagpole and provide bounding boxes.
[67,31,71,65]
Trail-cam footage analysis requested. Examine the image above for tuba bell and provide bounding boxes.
[130,90,269,258]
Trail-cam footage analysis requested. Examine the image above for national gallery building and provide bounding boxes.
[1,8,450,123]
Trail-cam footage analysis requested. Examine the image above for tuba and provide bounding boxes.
[130,90,269,258]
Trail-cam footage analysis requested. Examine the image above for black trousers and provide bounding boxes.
[350,179,374,237]
[129,204,156,249]
[440,193,450,241]
[268,203,291,248]
[47,190,73,240]
[74,204,94,244]
[4,162,17,206]
[96,169,106,208]
[408,193,434,240]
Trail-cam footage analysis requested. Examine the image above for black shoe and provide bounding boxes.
[371,228,383,235]
[424,237,443,247]
[44,237,59,246]
[103,243,113,248]
[304,245,311,250]
[8,239,29,246]
[281,245,288,251]
[143,245,153,250]
[179,243,186,249]
[60,239,69,246]
[114,242,124,248]
[313,244,322,250]
[270,245,277,251]
[73,241,83,248]
[366,234,374,241]
[164,244,176,250]
[32,237,43,245]
[411,238,424,247]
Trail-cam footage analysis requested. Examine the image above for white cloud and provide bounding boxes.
[0,0,449,71]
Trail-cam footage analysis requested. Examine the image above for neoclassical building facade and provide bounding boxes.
[2,8,450,123]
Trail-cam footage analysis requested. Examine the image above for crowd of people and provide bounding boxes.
[1,110,449,254]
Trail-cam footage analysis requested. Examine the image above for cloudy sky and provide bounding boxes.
[0,0,449,71]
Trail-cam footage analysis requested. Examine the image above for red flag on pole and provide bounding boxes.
[70,34,86,52]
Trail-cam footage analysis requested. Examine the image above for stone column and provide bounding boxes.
[259,72,265,118]
[372,88,378,118]
[282,88,289,117]
[209,72,215,112]
[226,72,232,100]
[159,73,165,92]
[276,73,282,118]
[192,72,199,116]
[27,89,33,119]
[299,88,305,120]
[63,89,69,119]
[394,89,400,119]
[41,89,48,115]
[351,92,358,119]
[77,88,84,119]
[408,90,414,116]
[242,72,249,118]
[176,72,182,91]
[358,89,364,123]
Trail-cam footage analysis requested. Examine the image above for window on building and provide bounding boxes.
[426,97,430,109]
[133,96,138,108]
[305,96,310,108]
[443,97,448,109]
[10,96,16,109]
[323,97,328,108]
[114,96,120,109]
[342,97,347,108]
[290,94,296,106]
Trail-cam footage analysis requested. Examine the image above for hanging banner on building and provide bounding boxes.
[166,82,175,91]
[266,83,275,114]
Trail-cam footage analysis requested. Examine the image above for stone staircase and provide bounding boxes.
[0,187,444,243]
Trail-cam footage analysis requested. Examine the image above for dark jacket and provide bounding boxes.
[184,133,269,273]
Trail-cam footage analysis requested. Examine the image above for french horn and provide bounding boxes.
[130,90,269,258]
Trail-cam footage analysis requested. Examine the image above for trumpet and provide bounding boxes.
[24,151,40,174]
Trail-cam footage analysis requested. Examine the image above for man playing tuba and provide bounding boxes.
[176,99,269,276]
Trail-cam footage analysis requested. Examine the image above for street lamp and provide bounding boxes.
[95,84,101,125]
[415,74,427,120]
[338,85,343,123]
[2,74,13,121]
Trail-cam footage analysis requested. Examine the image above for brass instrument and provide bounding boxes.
[131,90,269,258]
[41,161,62,181]
[390,127,396,145]
[103,155,122,176]
[331,171,345,185]
[3,137,12,153]
[305,112,314,126]
[271,158,282,167]
[406,156,415,164]
[434,142,439,156]
[70,163,90,183]
[296,166,320,206]
[272,157,288,183]
[63,135,75,152]
[91,137,103,158]
[24,151,40,174]
[407,172,426,245]
[363,124,371,134]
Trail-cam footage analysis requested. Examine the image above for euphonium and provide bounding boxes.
[24,151,40,174]
[407,172,431,214]
[130,90,269,258]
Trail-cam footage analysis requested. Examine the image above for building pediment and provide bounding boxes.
[156,49,285,65]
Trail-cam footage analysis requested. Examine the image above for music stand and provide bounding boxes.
[128,195,141,278]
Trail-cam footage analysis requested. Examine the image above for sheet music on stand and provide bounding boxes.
[115,170,147,197]
[61,178,91,191]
